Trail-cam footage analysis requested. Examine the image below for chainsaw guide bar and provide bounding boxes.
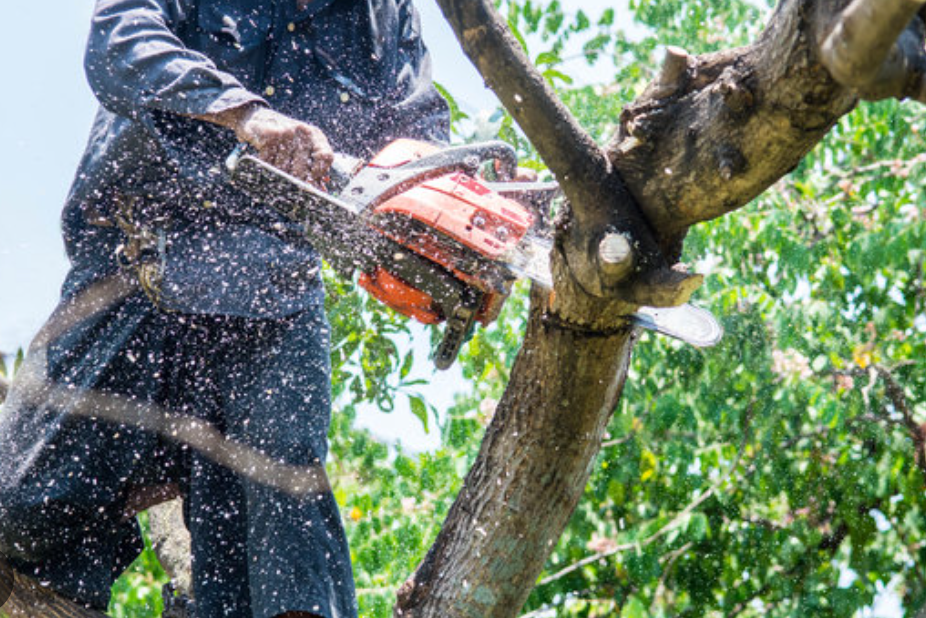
[227,139,723,368]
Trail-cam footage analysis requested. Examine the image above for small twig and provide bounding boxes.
[518,606,554,618]
[873,364,926,485]
[600,433,637,449]
[832,152,926,179]
[735,515,787,532]
[652,541,694,606]
[519,597,616,618]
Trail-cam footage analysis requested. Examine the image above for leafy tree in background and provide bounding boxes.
[4,0,925,617]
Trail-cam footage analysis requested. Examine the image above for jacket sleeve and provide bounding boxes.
[85,0,265,120]
[389,0,450,143]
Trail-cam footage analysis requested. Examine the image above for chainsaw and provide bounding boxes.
[226,139,722,369]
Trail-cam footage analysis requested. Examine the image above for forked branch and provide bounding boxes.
[433,0,703,311]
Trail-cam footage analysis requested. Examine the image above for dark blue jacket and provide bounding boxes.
[63,0,449,318]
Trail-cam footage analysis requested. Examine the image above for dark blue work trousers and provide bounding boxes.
[0,283,357,618]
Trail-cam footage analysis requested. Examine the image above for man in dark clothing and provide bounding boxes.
[0,0,449,617]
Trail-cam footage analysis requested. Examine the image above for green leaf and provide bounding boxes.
[599,7,615,26]
[535,51,561,66]
[409,395,430,433]
[687,512,710,541]
[621,595,650,618]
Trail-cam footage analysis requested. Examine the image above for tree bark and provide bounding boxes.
[432,0,702,308]
[0,566,106,618]
[610,0,856,247]
[396,290,635,616]
[8,1,914,617]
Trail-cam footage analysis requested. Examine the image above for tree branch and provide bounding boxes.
[394,296,638,617]
[873,364,926,486]
[431,0,600,200]
[433,0,702,311]
[537,403,754,588]
[820,0,926,101]
[608,0,860,243]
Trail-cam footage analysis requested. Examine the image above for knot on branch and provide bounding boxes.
[715,66,757,115]
[545,152,704,328]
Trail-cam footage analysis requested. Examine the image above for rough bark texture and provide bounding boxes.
[820,0,926,101]
[4,0,920,616]
[432,0,702,309]
[396,289,635,617]
[148,499,193,598]
[611,0,857,249]
[393,1,925,617]
[0,567,105,618]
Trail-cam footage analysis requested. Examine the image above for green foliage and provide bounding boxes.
[327,408,465,615]
[497,4,926,616]
[325,265,430,414]
[108,513,169,617]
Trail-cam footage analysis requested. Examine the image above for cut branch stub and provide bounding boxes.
[598,231,635,281]
[648,46,694,100]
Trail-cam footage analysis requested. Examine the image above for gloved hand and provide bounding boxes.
[195,103,334,185]
[234,106,334,185]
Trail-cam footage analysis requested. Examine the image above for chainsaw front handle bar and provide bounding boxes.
[338,140,518,212]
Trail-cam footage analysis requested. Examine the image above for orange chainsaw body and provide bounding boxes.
[358,139,534,327]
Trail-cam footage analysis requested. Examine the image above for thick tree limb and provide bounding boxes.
[609,1,859,241]
[432,0,599,200]
[433,0,701,312]
[820,0,926,101]
[395,291,636,617]
[394,1,925,617]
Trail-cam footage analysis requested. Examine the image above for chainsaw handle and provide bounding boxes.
[341,140,519,211]
[401,141,518,178]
